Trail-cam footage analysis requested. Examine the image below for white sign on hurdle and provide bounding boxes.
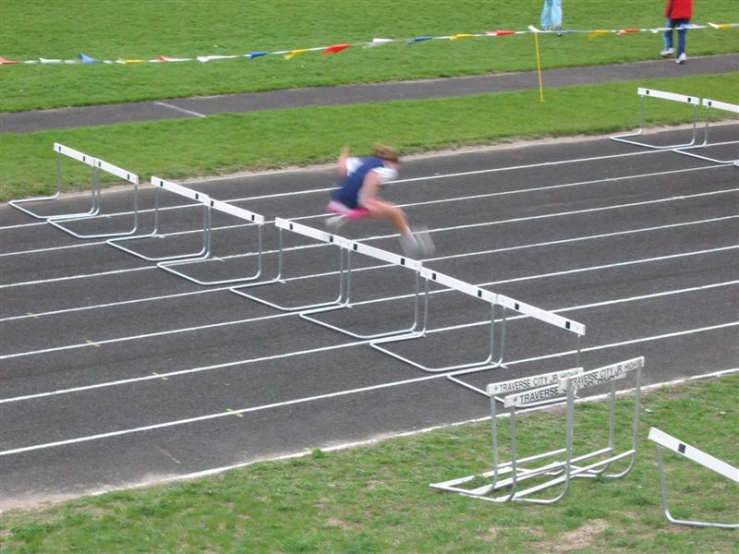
[230,217,350,313]
[47,156,141,239]
[157,197,267,286]
[649,427,738,529]
[370,266,502,373]
[10,143,100,221]
[431,357,644,505]
[299,237,425,340]
[107,176,212,263]
[611,88,700,150]
[674,97,739,165]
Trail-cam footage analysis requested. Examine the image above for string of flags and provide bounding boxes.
[1,22,735,66]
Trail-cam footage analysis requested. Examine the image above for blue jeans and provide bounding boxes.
[663,18,689,57]
[541,0,563,29]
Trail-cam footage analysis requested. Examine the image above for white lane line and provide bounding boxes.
[1,186,737,289]
[0,162,721,256]
[0,146,730,238]
[82,367,739,497]
[152,101,207,118]
[2,279,736,404]
[1,320,736,457]
[2,214,735,323]
[1,245,736,361]
[1,244,736,361]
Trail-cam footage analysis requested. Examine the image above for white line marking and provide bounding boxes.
[1,186,736,289]
[2,279,736,403]
[1,244,736,360]
[1,321,736,457]
[152,101,206,118]
[0,147,729,239]
[2,214,734,323]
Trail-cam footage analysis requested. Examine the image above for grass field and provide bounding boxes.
[0,0,737,112]
[1,72,738,202]
[1,374,737,553]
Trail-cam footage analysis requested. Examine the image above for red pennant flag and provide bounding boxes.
[0,56,20,64]
[323,44,351,56]
[487,30,516,36]
[617,28,640,35]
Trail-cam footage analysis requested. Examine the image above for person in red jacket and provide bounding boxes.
[661,0,693,64]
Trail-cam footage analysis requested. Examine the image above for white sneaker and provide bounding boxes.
[660,48,673,58]
[324,215,346,231]
[410,225,436,258]
[399,234,421,258]
[676,53,687,64]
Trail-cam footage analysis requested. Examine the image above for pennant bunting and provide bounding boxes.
[2,21,735,68]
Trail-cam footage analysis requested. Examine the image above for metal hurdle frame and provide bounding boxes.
[648,427,739,529]
[370,267,502,373]
[48,157,140,239]
[611,88,700,150]
[430,367,583,502]
[431,357,643,504]
[447,293,585,395]
[157,197,266,286]
[107,177,211,263]
[9,143,99,221]
[230,217,348,313]
[674,98,739,164]
[299,238,424,340]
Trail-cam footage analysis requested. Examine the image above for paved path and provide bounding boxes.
[1,54,737,134]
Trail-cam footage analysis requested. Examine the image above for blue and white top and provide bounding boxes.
[330,156,398,210]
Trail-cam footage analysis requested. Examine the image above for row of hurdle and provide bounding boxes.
[10,144,737,527]
[611,87,739,165]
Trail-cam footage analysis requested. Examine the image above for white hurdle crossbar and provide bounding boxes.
[611,88,699,150]
[430,367,583,502]
[107,177,211,263]
[48,157,140,239]
[649,427,738,529]
[674,98,739,164]
[431,357,643,504]
[370,267,501,373]
[230,218,348,312]
[447,293,585,395]
[157,198,266,286]
[299,239,425,340]
[10,143,99,221]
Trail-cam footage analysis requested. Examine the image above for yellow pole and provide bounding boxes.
[533,30,545,102]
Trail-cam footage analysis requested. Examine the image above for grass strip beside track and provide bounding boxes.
[1,73,738,202]
[0,374,736,553]
[1,0,737,112]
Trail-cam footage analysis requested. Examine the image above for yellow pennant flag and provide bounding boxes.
[709,22,731,29]
[119,58,146,64]
[450,33,475,40]
[588,30,609,40]
[284,49,309,60]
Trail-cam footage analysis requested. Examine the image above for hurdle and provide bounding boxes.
[611,88,700,150]
[371,267,502,372]
[107,177,211,263]
[9,143,99,221]
[431,357,643,504]
[230,218,349,312]
[430,367,583,502]
[447,293,585,395]
[157,197,266,286]
[299,238,424,340]
[674,98,739,164]
[649,427,738,529]
[47,157,140,239]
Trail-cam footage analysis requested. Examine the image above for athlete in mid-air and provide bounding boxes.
[325,144,434,258]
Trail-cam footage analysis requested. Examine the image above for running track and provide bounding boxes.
[1,126,737,509]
